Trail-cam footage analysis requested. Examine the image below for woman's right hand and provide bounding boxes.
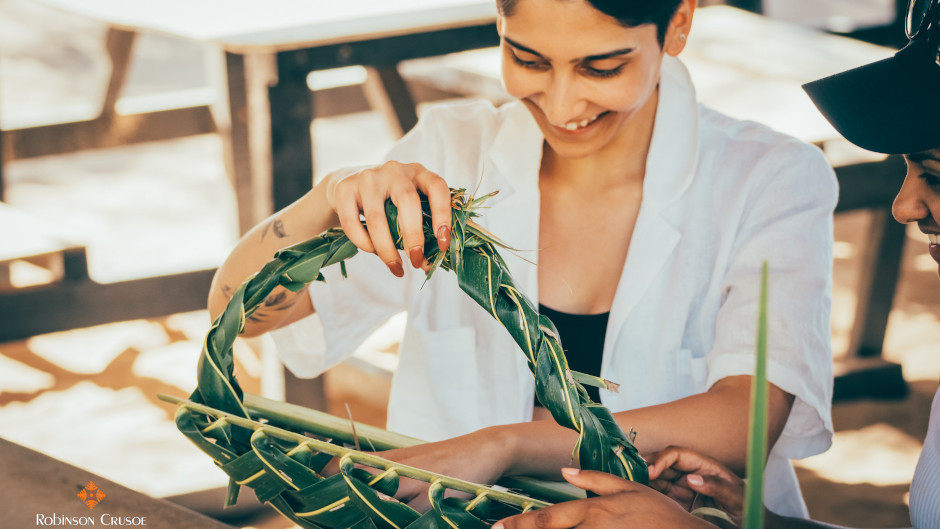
[325,161,454,277]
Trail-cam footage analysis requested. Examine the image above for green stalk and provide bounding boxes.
[245,393,424,451]
[159,392,585,503]
[743,262,769,529]
[165,395,549,511]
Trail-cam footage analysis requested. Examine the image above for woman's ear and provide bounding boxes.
[496,15,505,37]
[664,0,696,56]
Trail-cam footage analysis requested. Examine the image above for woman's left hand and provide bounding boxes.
[494,468,715,529]
[381,432,513,511]
[322,426,514,512]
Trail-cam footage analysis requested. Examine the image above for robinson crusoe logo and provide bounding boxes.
[34,480,147,526]
[78,481,106,510]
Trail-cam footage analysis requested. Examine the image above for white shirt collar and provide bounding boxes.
[644,55,701,209]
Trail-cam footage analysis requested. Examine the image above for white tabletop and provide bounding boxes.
[33,0,497,53]
[683,6,894,144]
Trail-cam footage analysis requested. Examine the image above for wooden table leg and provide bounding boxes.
[267,49,327,409]
[849,209,907,358]
[219,52,258,235]
[364,66,419,137]
[269,50,315,212]
[102,27,136,121]
[833,209,908,401]
[832,156,909,400]
[725,0,763,14]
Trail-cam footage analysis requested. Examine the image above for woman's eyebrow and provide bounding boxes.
[503,36,634,63]
[581,47,635,62]
[503,37,546,58]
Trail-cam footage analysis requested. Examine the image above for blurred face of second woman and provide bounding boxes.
[498,0,694,160]
[893,148,940,276]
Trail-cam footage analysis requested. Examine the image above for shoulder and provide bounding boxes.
[698,105,828,166]
[696,105,837,198]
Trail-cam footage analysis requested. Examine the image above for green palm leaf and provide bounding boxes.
[166,188,647,528]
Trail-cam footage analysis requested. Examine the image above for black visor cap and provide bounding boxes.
[803,40,940,155]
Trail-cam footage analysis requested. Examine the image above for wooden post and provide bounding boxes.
[269,50,315,212]
[726,0,763,14]
[363,66,419,137]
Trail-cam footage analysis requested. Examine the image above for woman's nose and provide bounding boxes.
[892,172,931,224]
[541,73,587,126]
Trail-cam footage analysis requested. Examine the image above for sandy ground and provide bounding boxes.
[1,1,939,528]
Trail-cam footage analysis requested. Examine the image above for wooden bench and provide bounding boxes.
[0,200,215,343]
[0,202,89,290]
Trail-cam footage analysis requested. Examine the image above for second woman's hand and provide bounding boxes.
[494,468,716,529]
[324,161,454,277]
[648,446,745,526]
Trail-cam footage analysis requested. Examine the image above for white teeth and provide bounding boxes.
[929,234,940,245]
[562,114,600,131]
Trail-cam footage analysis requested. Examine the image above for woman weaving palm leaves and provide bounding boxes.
[209,0,837,519]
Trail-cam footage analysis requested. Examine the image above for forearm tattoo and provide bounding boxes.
[260,218,288,242]
[247,289,302,324]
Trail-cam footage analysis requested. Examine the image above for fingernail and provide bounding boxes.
[561,467,579,476]
[437,225,450,248]
[387,261,404,278]
[408,246,424,268]
[687,474,704,486]
[492,524,504,529]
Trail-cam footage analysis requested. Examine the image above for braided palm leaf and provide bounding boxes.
[169,188,647,529]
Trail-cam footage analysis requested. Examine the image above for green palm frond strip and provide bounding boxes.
[164,188,647,529]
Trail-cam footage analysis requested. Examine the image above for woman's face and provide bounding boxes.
[498,0,693,160]
[893,148,940,277]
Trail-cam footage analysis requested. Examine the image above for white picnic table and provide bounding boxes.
[0,3,909,399]
[0,0,500,351]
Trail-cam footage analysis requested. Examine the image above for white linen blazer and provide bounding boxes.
[271,56,837,517]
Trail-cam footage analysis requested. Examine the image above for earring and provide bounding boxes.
[679,33,687,42]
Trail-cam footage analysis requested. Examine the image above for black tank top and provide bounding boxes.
[534,304,609,406]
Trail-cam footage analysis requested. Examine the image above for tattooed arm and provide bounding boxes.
[208,174,339,337]
[209,161,452,336]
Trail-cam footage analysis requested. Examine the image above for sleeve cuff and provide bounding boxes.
[707,353,834,460]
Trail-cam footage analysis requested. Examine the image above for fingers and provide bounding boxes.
[560,468,638,496]
[649,446,735,482]
[649,477,697,507]
[360,175,404,277]
[389,180,428,269]
[413,169,453,253]
[326,161,450,276]
[686,474,744,517]
[495,501,586,529]
[332,185,375,254]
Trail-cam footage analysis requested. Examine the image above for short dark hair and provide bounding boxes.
[496,0,684,45]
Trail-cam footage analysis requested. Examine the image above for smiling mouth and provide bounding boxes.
[558,112,606,132]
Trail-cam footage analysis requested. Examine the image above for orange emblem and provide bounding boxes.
[77,481,106,510]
